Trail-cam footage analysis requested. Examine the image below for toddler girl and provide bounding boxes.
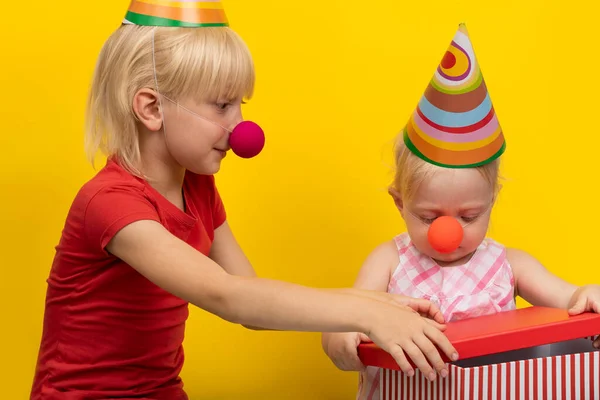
[321,23,600,400]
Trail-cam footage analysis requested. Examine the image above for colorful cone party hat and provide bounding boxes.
[123,0,229,28]
[403,23,505,168]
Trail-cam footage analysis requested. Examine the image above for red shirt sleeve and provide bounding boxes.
[83,184,160,254]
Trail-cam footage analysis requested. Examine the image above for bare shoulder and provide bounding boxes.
[364,239,399,268]
[506,247,545,270]
[354,239,399,291]
[506,247,540,264]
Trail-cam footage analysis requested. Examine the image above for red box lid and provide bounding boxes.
[358,306,600,370]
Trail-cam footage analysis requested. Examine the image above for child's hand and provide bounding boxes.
[322,294,446,375]
[322,332,372,372]
[366,302,457,380]
[568,284,600,348]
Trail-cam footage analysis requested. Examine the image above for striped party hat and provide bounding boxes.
[123,0,229,28]
[403,23,505,168]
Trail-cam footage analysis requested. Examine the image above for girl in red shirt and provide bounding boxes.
[30,2,458,398]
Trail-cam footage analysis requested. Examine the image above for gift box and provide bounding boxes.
[358,306,600,399]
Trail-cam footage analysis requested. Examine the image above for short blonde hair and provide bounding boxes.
[84,24,255,176]
[390,132,501,202]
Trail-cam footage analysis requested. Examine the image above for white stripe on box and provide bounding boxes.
[481,367,485,400]
[446,365,450,400]
[481,365,490,400]
[593,351,600,400]
[575,353,581,398]
[427,375,431,400]
[419,368,427,400]
[415,369,419,400]
[414,369,418,400]
[410,370,413,400]
[509,361,515,400]
[439,370,442,400]
[528,359,534,400]
[556,354,562,400]
[393,371,397,400]
[379,369,383,400]
[585,352,590,400]
[535,358,545,400]
[502,362,507,400]
[518,361,525,400]
[566,355,571,400]
[391,370,395,400]
[390,369,393,400]
[452,365,456,400]
[547,357,553,400]
[403,370,408,400]
[382,369,386,400]
[464,368,470,400]
[492,364,497,400]
[458,368,462,400]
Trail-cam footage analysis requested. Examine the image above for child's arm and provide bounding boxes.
[321,241,447,379]
[107,220,457,379]
[209,222,257,277]
[508,248,600,347]
[507,248,579,309]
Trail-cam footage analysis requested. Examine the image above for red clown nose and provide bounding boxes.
[229,121,265,159]
[427,216,463,254]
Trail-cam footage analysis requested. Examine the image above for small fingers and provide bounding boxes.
[592,300,600,314]
[358,333,373,343]
[568,298,587,315]
[413,335,448,379]
[423,301,446,324]
[401,297,444,321]
[424,317,447,331]
[425,324,459,363]
[401,341,436,381]
[389,345,415,377]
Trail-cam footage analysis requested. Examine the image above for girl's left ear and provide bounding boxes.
[132,88,163,132]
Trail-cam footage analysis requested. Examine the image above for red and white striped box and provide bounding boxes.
[359,307,600,400]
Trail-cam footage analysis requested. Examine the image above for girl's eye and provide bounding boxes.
[420,217,436,225]
[461,215,479,223]
[216,103,230,110]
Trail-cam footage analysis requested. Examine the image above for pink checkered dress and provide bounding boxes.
[357,233,516,400]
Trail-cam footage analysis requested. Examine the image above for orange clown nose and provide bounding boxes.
[427,216,463,253]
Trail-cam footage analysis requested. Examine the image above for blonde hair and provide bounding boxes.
[84,24,255,176]
[390,132,501,202]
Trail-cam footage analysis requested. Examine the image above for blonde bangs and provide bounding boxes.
[155,27,255,104]
[390,133,501,202]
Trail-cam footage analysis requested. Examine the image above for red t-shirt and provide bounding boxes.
[30,159,226,399]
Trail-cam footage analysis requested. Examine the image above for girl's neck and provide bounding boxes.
[138,152,187,212]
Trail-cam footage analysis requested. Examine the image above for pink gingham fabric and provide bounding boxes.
[357,233,516,400]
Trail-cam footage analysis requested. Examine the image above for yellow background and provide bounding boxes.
[1,0,598,398]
